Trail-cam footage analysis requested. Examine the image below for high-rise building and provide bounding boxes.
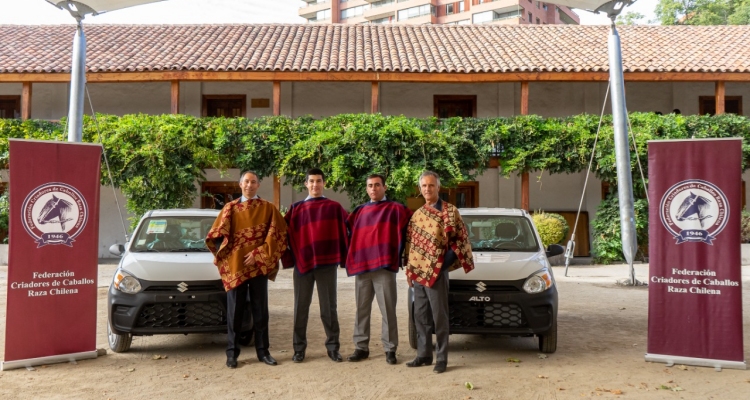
[299,0,579,25]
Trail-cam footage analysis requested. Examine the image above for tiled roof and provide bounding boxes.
[1,24,749,74]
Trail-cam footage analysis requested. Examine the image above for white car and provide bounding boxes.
[107,209,251,352]
[408,208,562,353]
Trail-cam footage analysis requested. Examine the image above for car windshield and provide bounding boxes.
[130,216,215,252]
[463,215,540,252]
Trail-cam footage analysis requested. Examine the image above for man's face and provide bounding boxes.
[366,177,386,202]
[420,175,439,204]
[239,172,260,199]
[305,174,325,198]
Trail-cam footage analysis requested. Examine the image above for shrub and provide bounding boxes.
[741,211,750,243]
[532,212,566,247]
[591,193,649,264]
[546,212,569,244]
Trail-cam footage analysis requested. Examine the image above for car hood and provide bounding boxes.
[119,252,220,282]
[450,251,549,281]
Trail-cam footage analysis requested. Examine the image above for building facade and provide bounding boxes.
[0,24,748,257]
[299,0,579,25]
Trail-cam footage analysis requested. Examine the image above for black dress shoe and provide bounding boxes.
[259,354,278,366]
[433,361,447,374]
[327,350,343,362]
[226,357,238,369]
[405,356,432,367]
[292,351,305,363]
[385,351,397,365]
[347,349,369,362]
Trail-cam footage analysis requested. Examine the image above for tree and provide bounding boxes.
[616,11,646,25]
[655,0,750,25]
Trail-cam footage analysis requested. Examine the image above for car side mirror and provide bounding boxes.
[109,243,126,257]
[546,244,564,258]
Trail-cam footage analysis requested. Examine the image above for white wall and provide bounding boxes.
[86,83,171,115]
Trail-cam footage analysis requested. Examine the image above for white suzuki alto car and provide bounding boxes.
[107,209,251,352]
[408,208,563,353]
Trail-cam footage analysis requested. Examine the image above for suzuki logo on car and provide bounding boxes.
[177,282,188,293]
[476,282,487,292]
[469,296,491,302]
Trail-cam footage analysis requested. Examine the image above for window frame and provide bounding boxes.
[201,95,247,117]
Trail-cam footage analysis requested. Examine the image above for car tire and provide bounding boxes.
[538,319,557,354]
[108,321,133,353]
[408,304,418,350]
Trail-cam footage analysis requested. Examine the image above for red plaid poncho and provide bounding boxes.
[346,200,412,276]
[282,197,349,275]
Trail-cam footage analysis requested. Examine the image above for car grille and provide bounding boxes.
[449,302,527,328]
[136,302,227,328]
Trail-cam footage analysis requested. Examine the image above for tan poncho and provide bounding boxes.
[206,198,288,291]
[404,201,474,288]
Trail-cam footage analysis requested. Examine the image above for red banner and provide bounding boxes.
[2,140,101,370]
[647,138,745,369]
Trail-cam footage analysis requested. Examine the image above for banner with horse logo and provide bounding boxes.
[646,138,745,370]
[2,140,101,370]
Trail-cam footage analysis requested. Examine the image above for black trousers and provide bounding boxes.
[226,275,269,360]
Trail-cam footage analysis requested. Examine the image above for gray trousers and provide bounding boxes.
[293,265,340,352]
[353,268,398,352]
[413,269,450,363]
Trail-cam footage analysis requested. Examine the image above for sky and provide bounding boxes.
[0,0,658,25]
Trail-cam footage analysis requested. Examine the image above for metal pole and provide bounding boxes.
[608,20,638,285]
[67,20,86,143]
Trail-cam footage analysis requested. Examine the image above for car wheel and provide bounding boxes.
[108,321,133,353]
[408,304,418,350]
[538,319,557,354]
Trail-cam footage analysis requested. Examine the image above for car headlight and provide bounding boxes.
[522,268,554,294]
[113,269,142,294]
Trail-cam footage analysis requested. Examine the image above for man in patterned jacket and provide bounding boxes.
[403,171,474,374]
[206,170,287,369]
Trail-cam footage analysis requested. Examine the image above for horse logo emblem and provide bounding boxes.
[660,179,728,245]
[21,182,88,247]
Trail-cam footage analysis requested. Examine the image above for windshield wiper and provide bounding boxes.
[133,249,159,253]
[169,248,210,252]
[471,247,497,251]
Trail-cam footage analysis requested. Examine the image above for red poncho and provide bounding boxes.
[346,200,412,276]
[282,197,349,275]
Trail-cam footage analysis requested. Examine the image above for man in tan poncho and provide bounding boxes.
[206,170,287,369]
[404,171,474,374]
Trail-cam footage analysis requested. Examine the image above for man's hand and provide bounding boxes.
[407,278,413,288]
[243,252,255,267]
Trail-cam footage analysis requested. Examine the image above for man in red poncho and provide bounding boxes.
[206,170,287,369]
[282,168,349,363]
[345,174,411,365]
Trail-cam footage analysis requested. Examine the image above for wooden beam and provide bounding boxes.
[21,82,32,120]
[4,71,750,84]
[715,81,725,115]
[370,81,379,114]
[520,81,529,115]
[521,172,529,211]
[273,80,281,210]
[170,80,180,114]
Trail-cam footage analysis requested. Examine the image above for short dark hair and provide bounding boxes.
[239,170,260,183]
[366,174,386,186]
[306,168,325,182]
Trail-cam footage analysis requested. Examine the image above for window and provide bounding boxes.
[341,5,367,19]
[699,96,743,115]
[371,16,393,24]
[202,95,246,117]
[371,0,394,8]
[202,182,242,209]
[434,95,477,118]
[528,12,533,22]
[397,4,433,20]
[536,17,540,24]
[536,1,540,8]
[316,8,331,20]
[472,9,521,23]
[0,96,20,119]
[459,2,465,12]
[446,4,454,15]
[543,3,548,10]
